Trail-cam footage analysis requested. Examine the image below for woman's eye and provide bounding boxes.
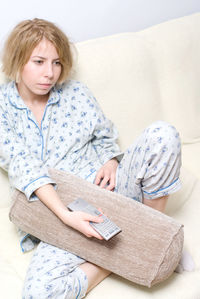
[34,60,43,64]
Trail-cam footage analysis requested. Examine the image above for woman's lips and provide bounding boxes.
[38,83,52,89]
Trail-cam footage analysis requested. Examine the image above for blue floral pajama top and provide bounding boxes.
[0,80,122,201]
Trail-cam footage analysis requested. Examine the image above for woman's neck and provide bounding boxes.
[16,82,50,127]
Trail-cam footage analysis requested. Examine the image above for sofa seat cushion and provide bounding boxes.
[86,270,200,299]
[0,255,24,299]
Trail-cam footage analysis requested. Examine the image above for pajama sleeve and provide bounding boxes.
[81,84,123,165]
[0,105,55,200]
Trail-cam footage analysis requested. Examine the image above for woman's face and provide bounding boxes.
[17,38,62,100]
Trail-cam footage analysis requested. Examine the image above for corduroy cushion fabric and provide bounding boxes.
[9,169,184,288]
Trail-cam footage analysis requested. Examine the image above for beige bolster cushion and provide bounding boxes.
[9,169,184,287]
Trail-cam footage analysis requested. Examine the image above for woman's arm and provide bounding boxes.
[80,84,122,190]
[81,83,123,166]
[0,104,55,199]
[34,184,104,239]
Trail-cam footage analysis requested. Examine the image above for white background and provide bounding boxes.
[0,0,200,47]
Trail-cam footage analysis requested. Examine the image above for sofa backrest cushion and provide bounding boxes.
[139,13,200,145]
[72,34,162,150]
[71,13,200,149]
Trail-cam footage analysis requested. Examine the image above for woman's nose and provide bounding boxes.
[44,63,54,78]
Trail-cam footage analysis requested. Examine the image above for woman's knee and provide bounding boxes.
[144,120,181,154]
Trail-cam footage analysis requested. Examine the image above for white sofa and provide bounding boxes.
[0,13,200,299]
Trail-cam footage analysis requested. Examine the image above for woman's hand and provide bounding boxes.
[35,184,104,240]
[64,210,104,240]
[94,158,118,191]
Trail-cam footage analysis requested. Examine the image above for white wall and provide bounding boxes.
[0,0,200,47]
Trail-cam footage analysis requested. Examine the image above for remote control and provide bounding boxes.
[67,198,122,241]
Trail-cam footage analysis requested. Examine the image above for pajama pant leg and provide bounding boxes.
[22,121,181,299]
[22,242,88,299]
[115,121,182,202]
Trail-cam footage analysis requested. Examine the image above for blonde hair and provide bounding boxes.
[2,18,73,83]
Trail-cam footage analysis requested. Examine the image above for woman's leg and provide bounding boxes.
[22,241,88,299]
[115,121,182,211]
[79,262,111,293]
[115,121,194,272]
[143,195,168,212]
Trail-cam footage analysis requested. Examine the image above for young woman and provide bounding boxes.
[0,19,182,298]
